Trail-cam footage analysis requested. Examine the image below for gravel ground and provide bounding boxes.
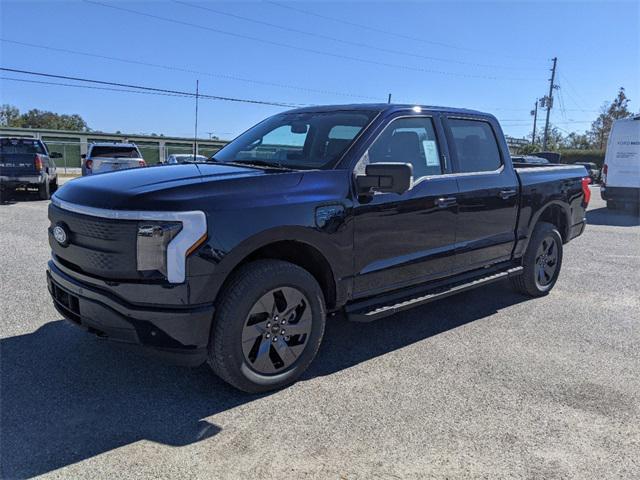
[1,186,639,479]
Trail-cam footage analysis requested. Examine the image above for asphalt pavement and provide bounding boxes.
[1,186,638,479]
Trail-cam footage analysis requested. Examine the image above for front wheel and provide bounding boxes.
[208,260,326,393]
[511,222,563,297]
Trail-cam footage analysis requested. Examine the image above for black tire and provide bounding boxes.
[208,259,326,393]
[50,178,58,193]
[38,178,51,200]
[511,222,563,297]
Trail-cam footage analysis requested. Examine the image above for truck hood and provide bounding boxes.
[54,163,302,210]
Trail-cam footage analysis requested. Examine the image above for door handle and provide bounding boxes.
[436,196,457,208]
[499,189,517,199]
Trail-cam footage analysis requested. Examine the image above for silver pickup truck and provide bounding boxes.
[81,142,146,176]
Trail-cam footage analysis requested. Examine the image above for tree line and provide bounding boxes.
[0,105,90,132]
[522,87,636,153]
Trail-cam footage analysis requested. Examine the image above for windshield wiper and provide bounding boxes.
[226,160,293,170]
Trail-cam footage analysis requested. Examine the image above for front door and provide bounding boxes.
[353,115,459,297]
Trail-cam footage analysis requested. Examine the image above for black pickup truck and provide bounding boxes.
[46,104,590,392]
[1,138,60,200]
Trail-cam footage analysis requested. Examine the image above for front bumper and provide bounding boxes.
[47,260,214,366]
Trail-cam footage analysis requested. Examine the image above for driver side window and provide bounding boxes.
[356,117,443,179]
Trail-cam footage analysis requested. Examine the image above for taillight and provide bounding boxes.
[582,177,591,206]
[34,154,43,172]
[138,160,146,167]
[85,159,93,171]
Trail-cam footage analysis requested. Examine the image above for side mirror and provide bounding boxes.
[290,121,308,134]
[81,154,86,160]
[356,162,413,195]
[50,152,63,159]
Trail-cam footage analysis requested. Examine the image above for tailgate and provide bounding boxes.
[92,158,142,173]
[0,153,38,177]
[1,138,43,177]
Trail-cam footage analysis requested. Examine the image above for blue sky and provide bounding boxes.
[1,0,638,140]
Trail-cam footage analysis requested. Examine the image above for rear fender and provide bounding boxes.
[513,200,571,257]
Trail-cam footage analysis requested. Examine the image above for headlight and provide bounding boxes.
[136,222,182,277]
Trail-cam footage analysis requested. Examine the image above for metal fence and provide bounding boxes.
[43,140,225,173]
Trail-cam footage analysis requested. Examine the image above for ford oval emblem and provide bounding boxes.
[53,223,69,247]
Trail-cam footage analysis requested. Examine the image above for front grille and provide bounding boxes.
[48,275,81,323]
[48,203,141,279]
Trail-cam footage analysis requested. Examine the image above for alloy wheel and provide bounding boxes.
[241,287,312,375]
[535,236,559,288]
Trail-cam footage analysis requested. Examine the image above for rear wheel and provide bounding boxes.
[50,177,58,193]
[38,178,51,200]
[511,222,563,297]
[208,260,326,393]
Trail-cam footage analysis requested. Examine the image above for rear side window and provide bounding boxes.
[448,119,502,173]
[89,146,141,158]
[0,138,46,154]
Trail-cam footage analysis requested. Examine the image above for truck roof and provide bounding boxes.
[282,103,489,117]
[89,142,138,147]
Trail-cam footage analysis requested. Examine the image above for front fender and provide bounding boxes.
[189,217,353,307]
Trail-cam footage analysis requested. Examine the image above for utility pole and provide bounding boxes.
[531,99,539,145]
[542,57,557,150]
[193,80,200,160]
[387,93,392,104]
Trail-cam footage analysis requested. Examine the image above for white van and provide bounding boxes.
[601,116,640,210]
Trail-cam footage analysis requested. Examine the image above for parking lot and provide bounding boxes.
[0,186,638,479]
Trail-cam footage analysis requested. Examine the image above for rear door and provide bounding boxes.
[443,116,519,272]
[352,114,459,296]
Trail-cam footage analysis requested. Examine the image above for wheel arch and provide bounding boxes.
[213,233,341,311]
[535,202,571,242]
[514,200,571,259]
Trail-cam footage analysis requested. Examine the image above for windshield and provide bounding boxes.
[214,110,377,169]
[90,146,141,158]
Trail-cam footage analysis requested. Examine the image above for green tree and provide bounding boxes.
[0,104,21,127]
[562,132,591,150]
[528,124,565,151]
[0,105,90,131]
[589,87,633,149]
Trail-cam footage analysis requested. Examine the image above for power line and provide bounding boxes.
[0,76,192,98]
[559,72,593,113]
[0,67,303,107]
[266,0,546,62]
[174,0,540,71]
[0,38,381,101]
[84,0,544,82]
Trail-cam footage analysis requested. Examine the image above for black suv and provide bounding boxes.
[47,104,590,392]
